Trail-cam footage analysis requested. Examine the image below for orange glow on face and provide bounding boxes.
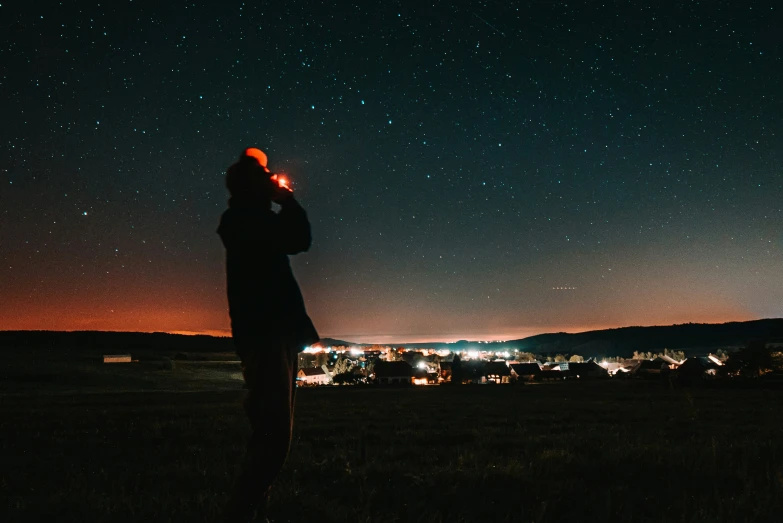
[243,148,268,168]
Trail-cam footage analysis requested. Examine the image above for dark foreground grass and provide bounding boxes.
[2,381,782,523]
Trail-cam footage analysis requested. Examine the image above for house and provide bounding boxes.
[661,354,684,368]
[374,361,413,385]
[103,354,131,363]
[632,358,671,378]
[297,367,330,386]
[412,369,427,385]
[603,362,634,376]
[439,361,453,382]
[460,360,489,384]
[566,361,609,379]
[540,362,568,380]
[484,361,512,384]
[412,369,437,385]
[510,362,542,382]
[676,357,723,381]
[402,351,426,367]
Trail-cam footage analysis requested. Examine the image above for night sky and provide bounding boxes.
[2,1,781,343]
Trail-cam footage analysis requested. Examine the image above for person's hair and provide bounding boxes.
[225,155,274,199]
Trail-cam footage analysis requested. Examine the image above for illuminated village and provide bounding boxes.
[293,343,746,387]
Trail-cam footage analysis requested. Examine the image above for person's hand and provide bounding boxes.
[272,184,294,204]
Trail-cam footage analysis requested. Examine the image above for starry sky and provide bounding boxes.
[2,1,781,343]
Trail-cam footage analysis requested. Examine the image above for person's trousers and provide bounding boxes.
[228,340,298,518]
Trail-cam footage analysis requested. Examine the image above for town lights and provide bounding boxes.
[303,346,332,353]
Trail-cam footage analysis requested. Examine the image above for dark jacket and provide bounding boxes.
[217,197,319,349]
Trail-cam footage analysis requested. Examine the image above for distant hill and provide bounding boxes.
[1,319,781,358]
[317,337,357,348]
[327,319,783,357]
[0,330,234,353]
[508,319,783,357]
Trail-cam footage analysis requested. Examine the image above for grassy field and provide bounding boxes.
[1,357,783,523]
[0,350,244,394]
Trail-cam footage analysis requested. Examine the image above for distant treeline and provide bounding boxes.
[0,331,234,353]
[2,318,782,358]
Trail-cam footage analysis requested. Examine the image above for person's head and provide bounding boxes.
[225,148,277,203]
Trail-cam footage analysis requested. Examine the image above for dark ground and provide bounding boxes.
[1,356,782,523]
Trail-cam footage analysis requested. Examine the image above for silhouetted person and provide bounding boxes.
[217,148,319,523]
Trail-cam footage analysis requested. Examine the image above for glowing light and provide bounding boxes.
[271,174,290,189]
[467,350,479,359]
[417,361,427,369]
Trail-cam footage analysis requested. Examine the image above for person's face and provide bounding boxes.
[245,165,275,203]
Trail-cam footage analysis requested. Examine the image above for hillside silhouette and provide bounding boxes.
[329,319,783,357]
[1,319,781,358]
[0,330,234,353]
[511,319,783,356]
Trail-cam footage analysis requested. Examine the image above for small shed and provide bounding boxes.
[103,354,131,363]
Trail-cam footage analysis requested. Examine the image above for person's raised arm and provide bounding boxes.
[275,190,312,255]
